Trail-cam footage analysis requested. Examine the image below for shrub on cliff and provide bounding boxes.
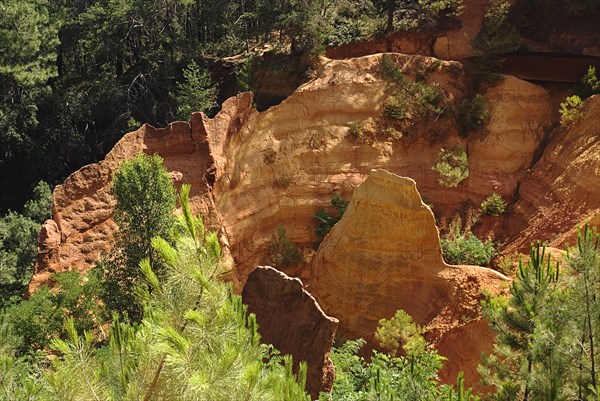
[381,55,444,122]
[576,66,600,99]
[314,193,349,245]
[559,95,584,127]
[457,94,490,134]
[480,193,506,216]
[432,145,469,188]
[440,223,495,266]
[266,225,303,269]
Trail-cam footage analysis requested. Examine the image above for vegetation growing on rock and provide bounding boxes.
[480,193,506,216]
[432,146,469,188]
[441,223,495,266]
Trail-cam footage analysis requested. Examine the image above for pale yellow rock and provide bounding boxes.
[308,169,509,388]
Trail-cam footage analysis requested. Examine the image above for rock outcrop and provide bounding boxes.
[308,169,509,387]
[504,94,600,254]
[242,266,338,399]
[32,53,555,292]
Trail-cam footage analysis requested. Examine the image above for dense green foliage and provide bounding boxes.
[99,153,176,322]
[0,181,52,305]
[457,94,490,134]
[0,185,310,400]
[432,146,469,188]
[6,270,106,353]
[470,0,519,84]
[314,193,350,244]
[481,226,600,401]
[375,309,426,356]
[0,0,469,214]
[174,61,216,120]
[381,55,444,122]
[441,223,495,266]
[577,66,600,99]
[322,339,478,400]
[481,193,506,216]
[266,225,303,269]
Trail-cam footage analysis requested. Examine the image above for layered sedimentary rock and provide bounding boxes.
[33,53,555,292]
[242,266,338,399]
[504,95,600,253]
[308,169,509,387]
[30,120,223,291]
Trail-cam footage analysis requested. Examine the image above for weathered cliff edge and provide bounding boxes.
[309,169,509,387]
[242,266,338,399]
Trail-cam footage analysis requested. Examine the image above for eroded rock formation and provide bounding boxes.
[503,94,600,254]
[308,169,509,387]
[242,266,338,399]
[33,53,565,293]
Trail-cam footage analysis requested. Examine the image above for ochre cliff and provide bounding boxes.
[30,51,599,391]
[307,169,509,387]
[503,94,600,254]
[34,52,578,292]
[242,266,338,399]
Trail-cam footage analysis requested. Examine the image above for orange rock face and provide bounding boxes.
[30,52,599,390]
[308,169,509,387]
[504,94,600,253]
[33,54,555,292]
[242,266,338,399]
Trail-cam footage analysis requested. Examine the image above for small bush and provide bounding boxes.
[315,193,349,244]
[266,226,302,269]
[375,309,426,357]
[481,193,506,216]
[559,95,584,127]
[348,121,364,140]
[457,94,490,133]
[432,145,469,187]
[441,223,496,266]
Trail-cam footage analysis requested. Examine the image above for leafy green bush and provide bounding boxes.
[321,338,479,401]
[457,94,490,134]
[314,193,349,244]
[266,225,302,269]
[375,309,426,357]
[6,270,105,353]
[559,95,584,127]
[481,193,506,216]
[432,145,469,187]
[440,224,495,266]
[99,153,176,322]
